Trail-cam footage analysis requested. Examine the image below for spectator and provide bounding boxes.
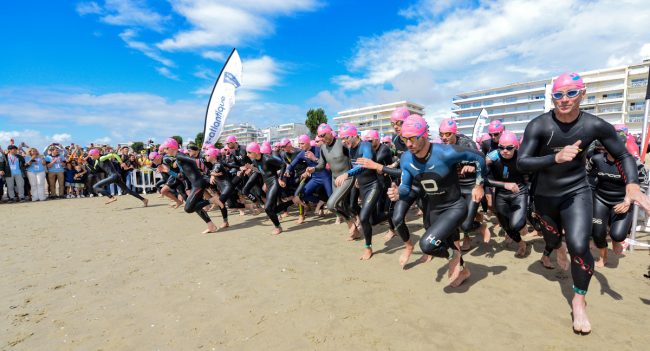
[46,146,66,198]
[3,145,26,202]
[0,145,6,200]
[124,153,138,192]
[64,162,76,198]
[25,148,48,201]
[73,163,87,197]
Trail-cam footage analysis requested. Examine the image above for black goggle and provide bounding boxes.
[498,145,516,151]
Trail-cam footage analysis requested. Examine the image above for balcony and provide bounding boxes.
[629,105,646,112]
[452,86,545,104]
[629,80,648,88]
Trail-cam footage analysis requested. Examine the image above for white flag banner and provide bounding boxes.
[203,48,242,147]
[471,108,489,142]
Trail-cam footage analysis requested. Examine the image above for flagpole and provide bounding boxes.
[630,63,650,251]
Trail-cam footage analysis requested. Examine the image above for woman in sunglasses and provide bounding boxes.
[485,131,528,258]
[387,115,486,286]
[517,72,650,334]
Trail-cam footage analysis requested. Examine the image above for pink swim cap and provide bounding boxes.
[499,131,519,148]
[298,134,310,144]
[260,144,271,155]
[246,142,260,153]
[317,123,333,135]
[280,138,292,147]
[390,107,410,122]
[310,140,317,147]
[613,124,628,133]
[381,135,392,143]
[148,151,159,160]
[158,144,166,153]
[363,130,379,141]
[488,120,504,133]
[164,138,179,150]
[338,123,358,138]
[88,148,100,156]
[478,133,491,143]
[206,149,219,158]
[273,142,281,148]
[552,72,585,92]
[439,118,458,133]
[401,114,428,138]
[220,148,228,155]
[225,135,237,143]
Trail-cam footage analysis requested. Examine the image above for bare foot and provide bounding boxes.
[239,209,246,216]
[481,223,491,243]
[612,241,628,255]
[293,196,306,207]
[105,197,117,205]
[399,240,414,267]
[280,211,289,219]
[595,248,607,268]
[447,251,462,282]
[296,215,305,224]
[572,295,591,334]
[557,242,570,271]
[540,255,554,269]
[460,237,471,251]
[515,241,527,258]
[220,222,229,229]
[201,223,218,234]
[335,216,342,225]
[348,228,361,241]
[383,229,397,241]
[418,254,432,264]
[172,200,182,209]
[449,267,471,288]
[315,201,325,215]
[360,247,373,260]
[272,226,283,235]
[416,209,423,217]
[142,198,149,207]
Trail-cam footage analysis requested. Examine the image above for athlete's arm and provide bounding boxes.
[517,119,556,172]
[347,142,373,177]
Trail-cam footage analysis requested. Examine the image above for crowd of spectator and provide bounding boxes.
[0,139,156,203]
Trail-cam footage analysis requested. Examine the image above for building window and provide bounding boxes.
[472,102,481,107]
[631,78,648,87]
[504,97,517,103]
[587,96,595,103]
[461,103,471,109]
[484,100,494,106]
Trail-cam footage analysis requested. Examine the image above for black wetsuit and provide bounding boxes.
[587,152,648,248]
[486,150,528,243]
[210,157,233,221]
[347,141,381,247]
[176,153,212,223]
[92,154,145,201]
[454,134,484,236]
[374,143,398,231]
[163,155,188,201]
[252,154,293,228]
[518,110,639,295]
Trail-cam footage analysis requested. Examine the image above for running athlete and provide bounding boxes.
[165,140,219,234]
[88,149,148,207]
[485,131,528,258]
[205,148,230,229]
[335,124,382,260]
[439,118,490,250]
[304,123,358,239]
[481,120,504,211]
[387,115,486,286]
[364,130,398,238]
[517,72,650,334]
[247,142,294,235]
[160,140,188,208]
[587,138,648,267]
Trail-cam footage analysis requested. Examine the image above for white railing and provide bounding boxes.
[130,168,162,194]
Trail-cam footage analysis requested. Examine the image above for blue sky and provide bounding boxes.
[1,0,649,148]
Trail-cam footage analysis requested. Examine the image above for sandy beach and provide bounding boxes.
[2,194,650,350]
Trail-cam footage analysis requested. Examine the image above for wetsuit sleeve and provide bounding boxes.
[485,162,506,189]
[446,145,486,185]
[287,150,305,174]
[517,119,557,172]
[267,156,286,176]
[487,150,500,162]
[597,120,639,185]
[398,153,413,199]
[586,157,598,190]
[313,147,327,172]
[347,142,373,177]
[99,154,115,162]
[113,154,123,164]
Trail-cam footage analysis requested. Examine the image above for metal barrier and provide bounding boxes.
[130,168,162,194]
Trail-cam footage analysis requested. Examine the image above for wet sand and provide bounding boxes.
[2,195,650,350]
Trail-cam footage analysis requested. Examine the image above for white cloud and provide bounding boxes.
[119,29,174,67]
[192,56,284,98]
[201,50,225,61]
[0,130,74,150]
[157,0,320,51]
[77,0,168,31]
[315,0,650,121]
[156,67,179,80]
[93,136,112,144]
[51,133,73,144]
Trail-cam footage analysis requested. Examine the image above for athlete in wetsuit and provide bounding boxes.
[165,140,219,234]
[335,124,382,260]
[587,138,648,267]
[89,149,148,207]
[205,148,230,229]
[486,131,528,257]
[304,123,358,239]
[481,120,504,211]
[517,72,650,334]
[247,142,294,235]
[439,118,490,251]
[387,115,486,286]
[364,130,398,238]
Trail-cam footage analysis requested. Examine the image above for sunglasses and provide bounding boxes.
[317,133,327,138]
[489,132,501,137]
[498,145,516,151]
[400,132,426,144]
[551,89,582,100]
[391,121,403,127]
[439,132,453,138]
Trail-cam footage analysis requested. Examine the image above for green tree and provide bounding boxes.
[171,135,183,147]
[215,142,223,149]
[131,141,144,153]
[305,108,328,136]
[195,132,205,146]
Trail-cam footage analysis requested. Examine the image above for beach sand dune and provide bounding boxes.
[2,195,650,350]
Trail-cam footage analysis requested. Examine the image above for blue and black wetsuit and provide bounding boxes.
[399,143,486,259]
[314,138,355,220]
[518,110,639,295]
[288,146,332,204]
[486,150,529,243]
[347,140,382,248]
[162,155,188,201]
